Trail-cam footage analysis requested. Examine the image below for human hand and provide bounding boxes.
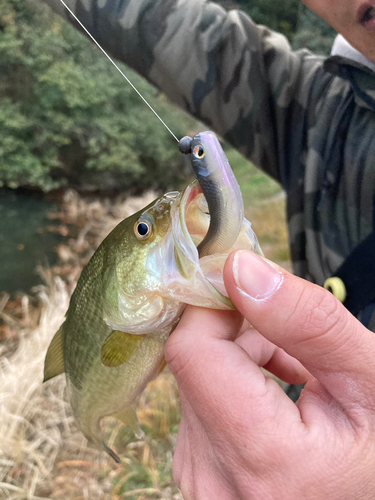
[165,250,375,500]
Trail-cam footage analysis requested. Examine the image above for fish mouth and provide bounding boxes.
[358,2,375,28]
[104,180,262,335]
[169,179,234,308]
[152,179,262,310]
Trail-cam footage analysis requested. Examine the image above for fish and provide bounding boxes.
[44,132,262,462]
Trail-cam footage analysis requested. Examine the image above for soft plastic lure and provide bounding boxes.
[179,132,244,257]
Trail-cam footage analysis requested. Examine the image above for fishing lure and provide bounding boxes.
[179,132,244,257]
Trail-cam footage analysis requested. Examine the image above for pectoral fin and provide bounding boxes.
[43,325,65,382]
[101,330,145,368]
[113,405,144,439]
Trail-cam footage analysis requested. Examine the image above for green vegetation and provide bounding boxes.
[0,0,196,192]
[225,147,290,266]
[235,1,336,54]
[292,5,337,56]
[226,148,281,204]
[236,0,300,40]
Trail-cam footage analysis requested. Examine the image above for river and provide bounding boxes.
[0,189,64,295]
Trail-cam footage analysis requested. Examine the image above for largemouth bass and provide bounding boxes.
[44,132,262,461]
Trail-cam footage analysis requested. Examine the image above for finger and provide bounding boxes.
[224,250,375,409]
[263,347,310,385]
[165,306,301,436]
[165,306,262,391]
[176,391,250,500]
[235,327,310,384]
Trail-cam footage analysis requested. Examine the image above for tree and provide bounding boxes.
[0,0,196,192]
[221,1,336,51]
[292,5,336,56]
[223,0,300,40]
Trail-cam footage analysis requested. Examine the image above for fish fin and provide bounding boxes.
[113,405,145,439]
[102,441,121,463]
[43,325,65,382]
[101,330,145,368]
[102,406,144,461]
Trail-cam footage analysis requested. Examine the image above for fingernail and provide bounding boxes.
[232,251,282,300]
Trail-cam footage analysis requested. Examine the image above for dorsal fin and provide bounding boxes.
[101,330,145,368]
[43,325,65,382]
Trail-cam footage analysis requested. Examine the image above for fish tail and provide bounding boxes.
[102,441,121,463]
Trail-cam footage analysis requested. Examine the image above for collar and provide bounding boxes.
[331,34,375,73]
[323,35,375,109]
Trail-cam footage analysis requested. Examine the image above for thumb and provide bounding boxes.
[224,250,375,410]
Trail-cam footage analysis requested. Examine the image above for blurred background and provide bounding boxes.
[0,0,335,498]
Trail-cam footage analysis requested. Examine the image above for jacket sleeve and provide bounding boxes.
[44,0,324,184]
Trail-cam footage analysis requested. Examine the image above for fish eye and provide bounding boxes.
[134,220,152,240]
[193,145,205,159]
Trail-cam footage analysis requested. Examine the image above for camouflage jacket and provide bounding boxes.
[47,0,375,329]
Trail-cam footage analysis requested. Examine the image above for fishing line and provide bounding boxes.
[57,0,179,142]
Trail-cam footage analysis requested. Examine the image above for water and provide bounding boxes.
[0,190,64,295]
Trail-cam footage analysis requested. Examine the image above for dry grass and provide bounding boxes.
[0,274,93,500]
[0,272,182,499]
